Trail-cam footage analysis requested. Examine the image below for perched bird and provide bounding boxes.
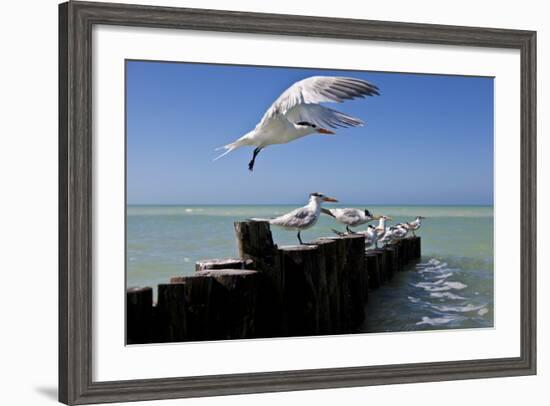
[321,207,375,233]
[401,216,426,236]
[374,215,393,241]
[251,192,338,244]
[364,224,379,248]
[215,76,379,171]
[379,224,408,245]
[331,224,379,248]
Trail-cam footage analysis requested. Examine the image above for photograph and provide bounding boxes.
[125,60,494,344]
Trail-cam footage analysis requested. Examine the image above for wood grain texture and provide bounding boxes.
[59,1,536,404]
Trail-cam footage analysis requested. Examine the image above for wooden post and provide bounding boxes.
[384,246,398,280]
[279,244,323,336]
[365,252,381,289]
[371,249,388,284]
[199,269,260,339]
[342,235,367,328]
[156,283,187,342]
[126,287,154,344]
[195,258,253,272]
[173,275,212,340]
[400,239,410,267]
[170,269,260,341]
[393,242,403,271]
[323,237,351,332]
[412,236,422,259]
[405,238,414,264]
[234,221,283,337]
[311,238,338,334]
[234,221,278,271]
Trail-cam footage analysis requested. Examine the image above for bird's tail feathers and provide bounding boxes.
[213,145,238,161]
[248,217,272,222]
[321,208,335,217]
[213,132,253,161]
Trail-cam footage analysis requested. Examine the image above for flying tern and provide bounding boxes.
[215,76,379,171]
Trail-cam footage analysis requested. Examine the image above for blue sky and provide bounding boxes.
[126,60,493,205]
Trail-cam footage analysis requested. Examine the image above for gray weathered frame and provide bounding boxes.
[59,1,537,404]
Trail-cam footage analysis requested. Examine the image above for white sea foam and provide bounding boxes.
[430,292,465,300]
[478,308,489,316]
[414,280,468,292]
[417,263,449,274]
[433,272,453,280]
[408,296,421,303]
[432,303,487,313]
[445,281,468,290]
[416,316,459,326]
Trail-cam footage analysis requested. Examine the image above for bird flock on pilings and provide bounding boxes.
[251,192,425,246]
[214,75,426,245]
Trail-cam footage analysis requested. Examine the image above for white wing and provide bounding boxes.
[286,104,364,129]
[270,207,316,229]
[334,208,363,219]
[258,76,379,127]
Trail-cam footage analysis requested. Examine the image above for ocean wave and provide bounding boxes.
[417,258,443,267]
[414,280,468,292]
[416,315,462,326]
[429,292,465,300]
[432,272,453,280]
[432,303,487,313]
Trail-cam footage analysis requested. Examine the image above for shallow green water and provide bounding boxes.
[127,205,493,332]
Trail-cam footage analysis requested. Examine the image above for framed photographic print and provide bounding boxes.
[59,1,536,404]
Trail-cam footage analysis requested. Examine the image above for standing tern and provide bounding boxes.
[322,207,375,233]
[214,76,379,171]
[379,224,408,245]
[251,192,338,244]
[365,224,379,248]
[331,224,378,248]
[402,216,426,236]
[374,215,393,241]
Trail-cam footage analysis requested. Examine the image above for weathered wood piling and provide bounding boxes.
[126,287,153,344]
[127,221,422,344]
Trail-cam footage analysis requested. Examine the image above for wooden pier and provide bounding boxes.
[126,221,421,344]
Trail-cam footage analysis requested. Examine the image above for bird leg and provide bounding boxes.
[346,225,357,234]
[297,231,304,245]
[248,147,263,171]
[331,228,346,237]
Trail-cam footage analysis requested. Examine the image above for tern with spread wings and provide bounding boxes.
[215,76,379,171]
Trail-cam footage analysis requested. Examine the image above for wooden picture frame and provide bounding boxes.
[59,1,536,404]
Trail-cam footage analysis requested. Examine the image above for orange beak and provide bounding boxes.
[323,196,339,203]
[316,128,336,135]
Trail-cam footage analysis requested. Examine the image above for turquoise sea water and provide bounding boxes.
[127,205,493,332]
